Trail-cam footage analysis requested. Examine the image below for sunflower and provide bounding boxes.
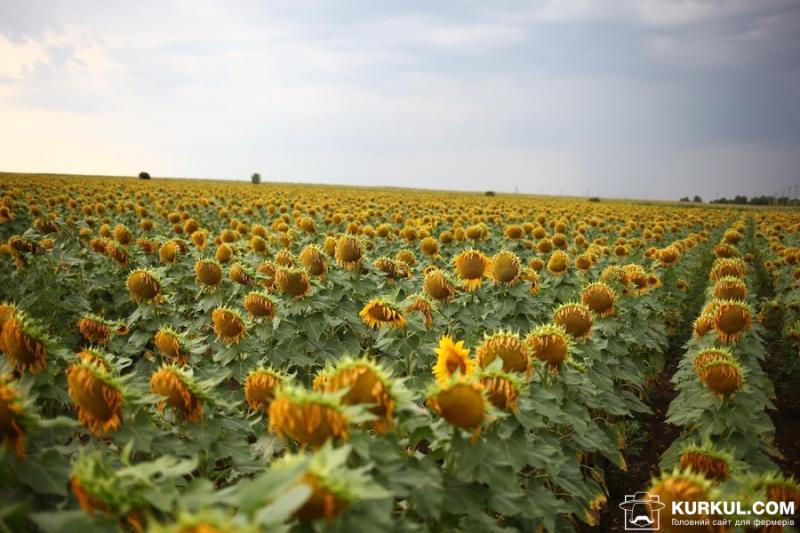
[76,348,110,370]
[126,269,161,303]
[453,250,490,291]
[758,472,800,509]
[691,348,733,374]
[712,276,747,301]
[478,368,524,412]
[526,324,571,369]
[696,357,744,397]
[211,307,247,344]
[489,251,521,284]
[359,299,406,329]
[581,282,616,318]
[678,443,731,482]
[195,259,223,288]
[475,331,531,378]
[693,314,714,338]
[67,361,124,436]
[657,245,681,265]
[77,314,128,345]
[273,267,310,298]
[423,269,456,301]
[229,263,253,285]
[709,258,746,281]
[334,235,363,269]
[150,365,204,422]
[420,236,439,257]
[244,367,286,412]
[553,302,593,340]
[647,469,716,531]
[405,294,433,328]
[159,241,179,265]
[1,311,47,374]
[243,290,276,320]
[546,250,569,276]
[268,386,349,448]
[712,299,752,344]
[432,336,475,384]
[299,245,328,276]
[426,378,486,432]
[528,268,541,295]
[0,378,26,458]
[314,358,400,434]
[154,327,188,364]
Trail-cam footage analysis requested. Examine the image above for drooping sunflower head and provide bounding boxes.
[76,347,110,371]
[211,306,247,345]
[359,298,406,329]
[678,443,732,482]
[228,263,253,286]
[243,290,276,320]
[525,324,572,369]
[712,299,753,344]
[423,269,456,301]
[275,267,311,298]
[453,249,490,291]
[149,365,204,422]
[77,314,127,345]
[299,244,328,276]
[477,367,525,412]
[159,240,179,265]
[426,378,487,431]
[657,245,681,266]
[623,264,650,295]
[126,268,161,304]
[693,313,714,338]
[714,242,738,259]
[489,251,521,284]
[334,235,363,269]
[432,335,475,384]
[67,361,124,436]
[195,259,223,288]
[1,310,48,374]
[244,367,287,412]
[553,302,593,340]
[546,250,569,276]
[0,377,27,459]
[475,330,531,378]
[696,356,744,397]
[268,385,349,448]
[691,347,733,375]
[756,471,800,509]
[314,357,403,434]
[647,469,716,528]
[712,276,747,301]
[405,294,434,328]
[581,282,616,318]
[420,236,439,257]
[709,257,746,281]
[154,326,188,364]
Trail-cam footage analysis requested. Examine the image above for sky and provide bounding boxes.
[0,1,798,200]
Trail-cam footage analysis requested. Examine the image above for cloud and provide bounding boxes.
[0,0,797,200]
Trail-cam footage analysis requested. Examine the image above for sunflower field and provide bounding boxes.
[0,173,798,532]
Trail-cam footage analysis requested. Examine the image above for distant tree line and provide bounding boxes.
[680,194,798,206]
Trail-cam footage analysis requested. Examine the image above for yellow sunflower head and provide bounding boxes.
[678,443,732,482]
[709,257,746,281]
[580,282,616,318]
[359,298,406,329]
[546,250,569,276]
[712,276,747,301]
[489,251,521,284]
[432,335,475,384]
[154,326,188,364]
[268,385,349,448]
[405,294,434,329]
[275,267,311,298]
[149,365,204,422]
[126,268,161,303]
[244,367,287,412]
[477,367,524,412]
[426,378,487,432]
[67,361,124,436]
[0,377,27,458]
[712,299,753,344]
[525,324,572,369]
[195,259,223,288]
[475,330,531,378]
[647,469,716,528]
[453,250,490,291]
[243,290,276,320]
[300,244,328,276]
[423,269,456,301]
[696,356,744,397]
[1,310,47,374]
[553,302,593,340]
[334,235,363,269]
[211,306,247,345]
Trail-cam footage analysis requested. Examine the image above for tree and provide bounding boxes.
[692,195,702,203]
[139,171,151,180]
[251,173,261,185]
[679,196,690,202]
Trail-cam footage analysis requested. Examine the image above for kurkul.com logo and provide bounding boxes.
[619,492,666,530]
